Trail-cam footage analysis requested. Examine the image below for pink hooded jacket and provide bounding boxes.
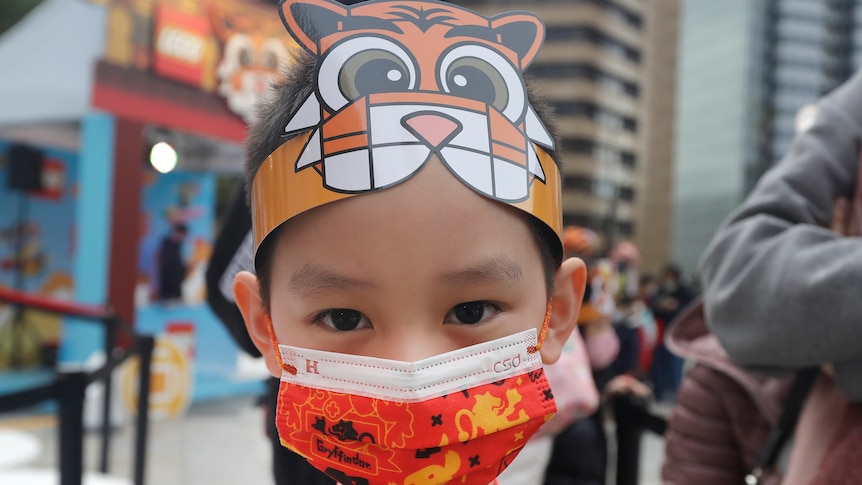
[661,301,793,485]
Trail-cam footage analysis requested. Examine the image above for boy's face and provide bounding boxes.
[236,156,585,374]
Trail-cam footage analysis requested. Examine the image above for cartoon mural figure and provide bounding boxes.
[181,237,212,304]
[210,2,297,122]
[0,222,46,278]
[0,272,73,370]
[140,176,212,307]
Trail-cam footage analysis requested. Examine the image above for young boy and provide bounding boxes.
[233,0,586,483]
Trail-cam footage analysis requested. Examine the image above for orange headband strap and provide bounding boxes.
[251,136,564,260]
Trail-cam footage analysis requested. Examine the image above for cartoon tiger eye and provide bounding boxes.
[444,58,509,112]
[439,44,526,123]
[339,49,412,100]
[318,37,418,112]
[265,51,280,70]
[238,47,253,67]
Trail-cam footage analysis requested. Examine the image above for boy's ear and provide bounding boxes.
[234,271,283,378]
[540,257,587,365]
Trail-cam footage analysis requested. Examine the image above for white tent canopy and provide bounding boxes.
[0,0,105,147]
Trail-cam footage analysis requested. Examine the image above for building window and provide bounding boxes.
[562,175,633,203]
[617,221,634,237]
[554,101,637,133]
[571,0,643,29]
[563,212,597,228]
[527,63,639,97]
[618,186,635,201]
[561,138,638,170]
[563,174,593,192]
[561,137,595,153]
[593,145,622,165]
[544,25,641,63]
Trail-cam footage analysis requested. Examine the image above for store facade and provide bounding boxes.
[0,0,293,403]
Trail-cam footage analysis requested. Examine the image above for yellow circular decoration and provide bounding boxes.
[120,337,193,421]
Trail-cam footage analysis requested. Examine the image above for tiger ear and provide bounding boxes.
[209,3,238,43]
[279,0,348,56]
[490,12,546,69]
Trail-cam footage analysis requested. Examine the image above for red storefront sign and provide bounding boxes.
[152,5,210,87]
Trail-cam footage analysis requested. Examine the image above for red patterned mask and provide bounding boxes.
[267,311,557,485]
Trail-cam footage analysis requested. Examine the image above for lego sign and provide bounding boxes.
[157,26,205,65]
[102,0,298,123]
[152,5,210,87]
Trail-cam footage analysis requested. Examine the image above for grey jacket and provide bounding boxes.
[699,70,862,402]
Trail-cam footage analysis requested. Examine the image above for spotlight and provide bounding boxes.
[149,142,178,173]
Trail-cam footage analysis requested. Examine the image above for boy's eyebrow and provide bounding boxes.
[289,263,375,296]
[439,255,524,286]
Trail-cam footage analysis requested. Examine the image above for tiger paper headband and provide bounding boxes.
[252,0,563,261]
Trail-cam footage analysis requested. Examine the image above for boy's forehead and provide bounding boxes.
[271,159,544,277]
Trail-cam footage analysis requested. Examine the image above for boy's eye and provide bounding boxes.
[446,301,500,325]
[315,309,370,331]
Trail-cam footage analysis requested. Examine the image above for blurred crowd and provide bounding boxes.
[562,227,696,407]
[497,228,697,485]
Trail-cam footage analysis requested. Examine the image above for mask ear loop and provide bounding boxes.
[527,302,553,354]
[265,314,298,375]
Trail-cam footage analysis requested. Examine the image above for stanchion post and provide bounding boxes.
[57,371,87,485]
[99,318,118,474]
[613,392,645,485]
[133,335,155,485]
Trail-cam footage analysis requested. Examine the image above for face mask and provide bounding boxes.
[267,309,556,485]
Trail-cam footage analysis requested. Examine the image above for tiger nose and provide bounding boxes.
[402,112,463,149]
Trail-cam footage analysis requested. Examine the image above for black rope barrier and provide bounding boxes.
[57,372,86,485]
[0,381,56,413]
[0,288,154,485]
[610,392,669,485]
[133,336,155,485]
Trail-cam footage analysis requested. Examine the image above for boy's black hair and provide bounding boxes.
[246,53,564,311]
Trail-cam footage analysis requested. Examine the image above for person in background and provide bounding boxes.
[635,274,658,376]
[543,227,615,485]
[700,69,862,483]
[649,264,695,404]
[157,223,187,302]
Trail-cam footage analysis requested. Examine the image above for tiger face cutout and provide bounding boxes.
[210,2,297,122]
[251,0,562,257]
